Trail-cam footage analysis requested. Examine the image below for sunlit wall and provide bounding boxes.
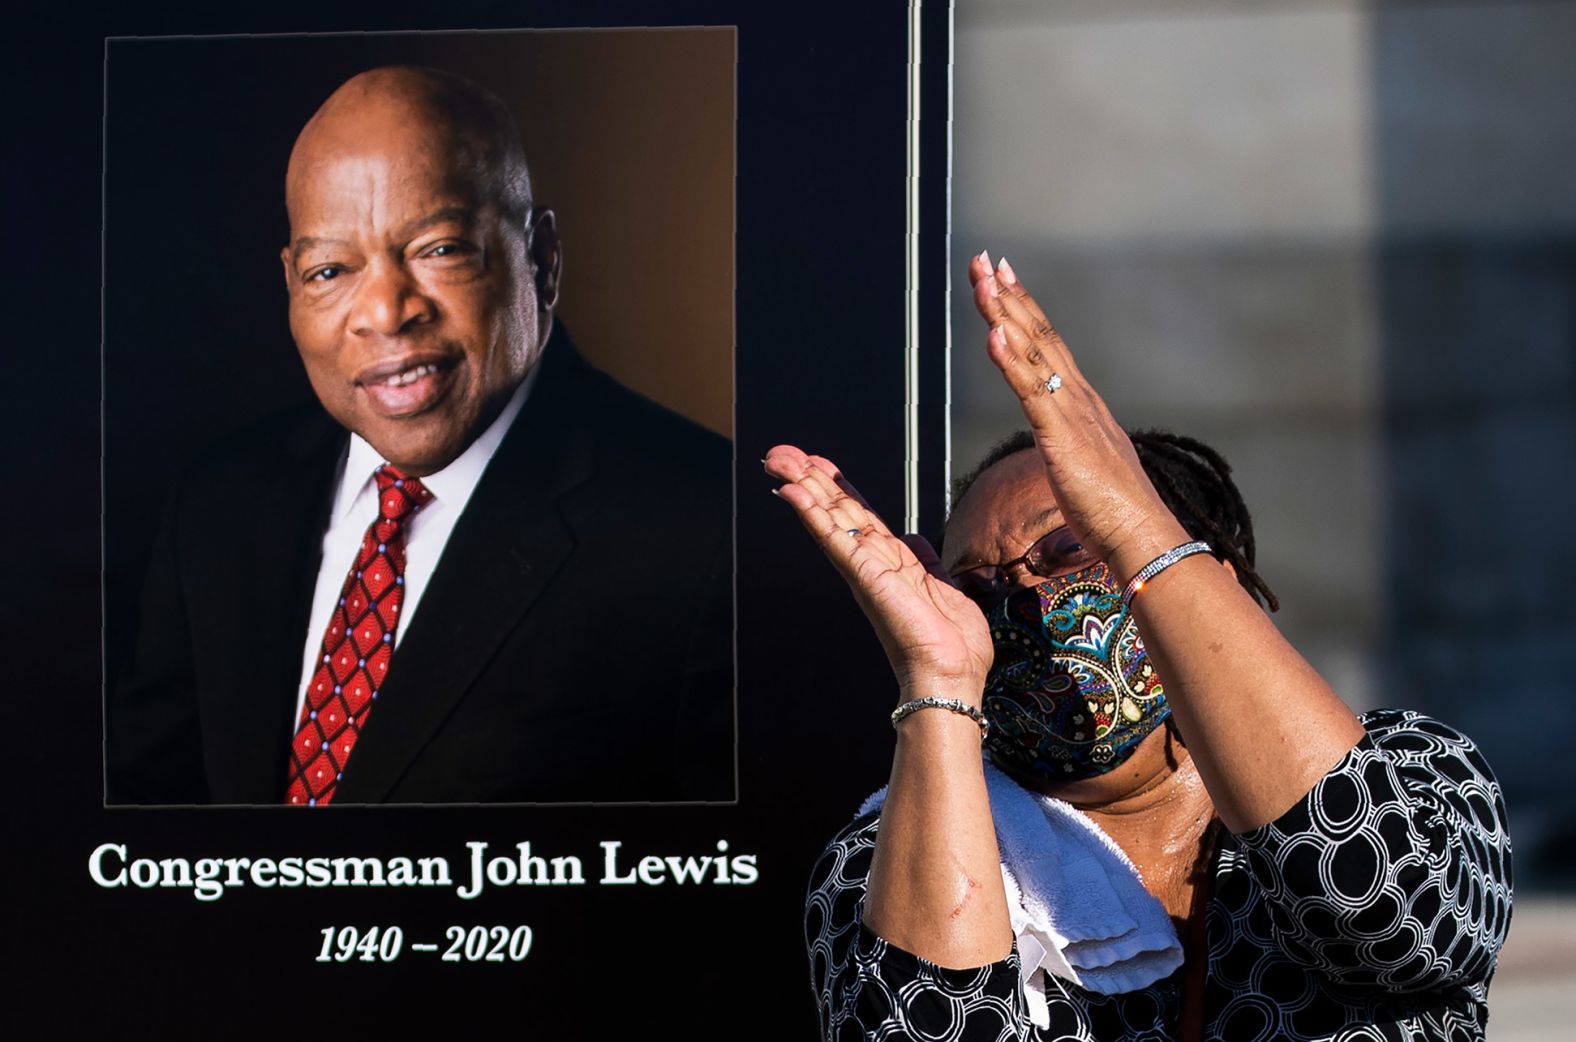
[949,0,1576,893]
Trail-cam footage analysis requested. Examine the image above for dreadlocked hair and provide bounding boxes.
[947,428,1280,611]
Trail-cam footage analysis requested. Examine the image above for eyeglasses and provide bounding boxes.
[948,526,1097,604]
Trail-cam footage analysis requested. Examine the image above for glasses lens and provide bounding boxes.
[1025,527,1095,577]
[949,527,1097,604]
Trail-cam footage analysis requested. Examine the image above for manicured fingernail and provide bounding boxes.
[770,487,781,497]
[984,274,999,298]
[980,249,994,269]
[997,257,1018,285]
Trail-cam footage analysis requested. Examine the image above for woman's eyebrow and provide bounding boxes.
[945,505,1064,573]
[1022,505,1061,533]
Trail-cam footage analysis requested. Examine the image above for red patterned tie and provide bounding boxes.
[284,465,432,806]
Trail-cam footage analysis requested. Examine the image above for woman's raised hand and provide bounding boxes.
[968,252,1190,583]
[767,445,1015,966]
[763,446,992,703]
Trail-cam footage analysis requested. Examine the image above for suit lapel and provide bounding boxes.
[204,410,345,804]
[333,329,597,803]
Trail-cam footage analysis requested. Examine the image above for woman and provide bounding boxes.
[766,254,1511,1041]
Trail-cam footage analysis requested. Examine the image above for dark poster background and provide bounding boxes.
[6,2,952,1035]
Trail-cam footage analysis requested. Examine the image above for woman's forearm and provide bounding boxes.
[1110,527,1367,834]
[967,256,1367,838]
[761,444,1012,966]
[864,684,1015,968]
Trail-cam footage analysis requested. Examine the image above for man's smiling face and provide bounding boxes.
[281,73,551,476]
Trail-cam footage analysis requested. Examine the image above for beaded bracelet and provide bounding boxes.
[890,697,990,739]
[1121,540,1214,603]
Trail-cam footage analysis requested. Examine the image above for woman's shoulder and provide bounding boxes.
[1358,707,1484,749]
[805,810,883,995]
[1354,708,1503,796]
[808,811,882,901]
[1224,706,1512,998]
[1252,707,1506,840]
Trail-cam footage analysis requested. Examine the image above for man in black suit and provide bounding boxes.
[107,66,733,805]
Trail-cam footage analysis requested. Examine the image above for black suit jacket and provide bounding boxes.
[107,327,734,804]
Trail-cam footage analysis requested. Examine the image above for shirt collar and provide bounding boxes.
[331,357,540,522]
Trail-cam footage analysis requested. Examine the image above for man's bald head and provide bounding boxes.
[279,65,560,476]
[286,66,533,231]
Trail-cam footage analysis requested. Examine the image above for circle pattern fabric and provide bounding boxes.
[804,710,1511,1041]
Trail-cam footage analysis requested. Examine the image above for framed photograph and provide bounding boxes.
[11,1,953,1033]
[103,30,740,808]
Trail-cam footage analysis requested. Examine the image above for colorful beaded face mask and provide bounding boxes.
[982,562,1170,781]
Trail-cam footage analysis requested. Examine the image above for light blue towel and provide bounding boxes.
[858,760,1182,1028]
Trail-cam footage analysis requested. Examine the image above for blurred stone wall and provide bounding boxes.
[1372,1,1576,891]
[950,0,1575,888]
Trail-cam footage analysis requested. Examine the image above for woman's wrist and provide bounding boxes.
[895,674,986,710]
[1104,517,1195,590]
[892,696,991,740]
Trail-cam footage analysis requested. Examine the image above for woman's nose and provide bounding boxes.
[1002,561,1043,591]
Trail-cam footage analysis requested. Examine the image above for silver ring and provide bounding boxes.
[1045,373,1063,394]
[846,528,862,537]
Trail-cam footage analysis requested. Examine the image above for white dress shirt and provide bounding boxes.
[291,367,537,722]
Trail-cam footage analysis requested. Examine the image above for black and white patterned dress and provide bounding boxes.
[805,710,1512,1041]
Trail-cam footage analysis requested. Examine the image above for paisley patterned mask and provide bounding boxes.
[982,562,1170,780]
